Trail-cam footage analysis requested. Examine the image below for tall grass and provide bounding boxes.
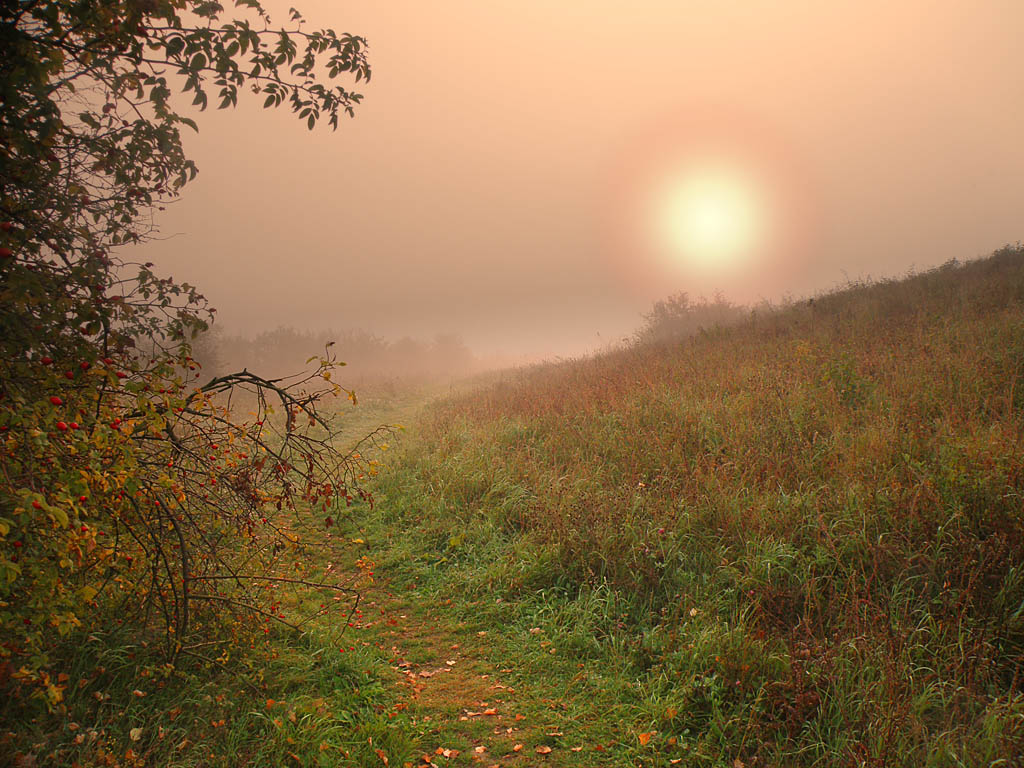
[374,246,1024,766]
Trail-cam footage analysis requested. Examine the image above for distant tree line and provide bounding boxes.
[192,326,478,386]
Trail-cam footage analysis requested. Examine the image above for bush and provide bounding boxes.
[0,0,372,703]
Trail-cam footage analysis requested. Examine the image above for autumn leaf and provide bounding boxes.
[129,727,143,742]
[375,748,390,766]
[638,731,654,746]
[535,746,552,754]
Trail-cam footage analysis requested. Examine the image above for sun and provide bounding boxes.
[653,161,768,274]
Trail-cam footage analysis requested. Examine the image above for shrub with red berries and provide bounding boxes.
[1,0,373,703]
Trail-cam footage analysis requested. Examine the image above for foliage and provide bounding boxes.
[635,291,747,344]
[0,0,373,701]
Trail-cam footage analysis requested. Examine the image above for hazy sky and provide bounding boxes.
[136,0,1024,360]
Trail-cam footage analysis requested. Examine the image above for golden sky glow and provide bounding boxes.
[653,160,769,275]
[134,0,1024,360]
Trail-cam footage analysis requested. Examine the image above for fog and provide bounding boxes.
[135,0,1024,365]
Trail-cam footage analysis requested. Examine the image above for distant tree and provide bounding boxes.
[0,0,374,702]
[636,291,747,344]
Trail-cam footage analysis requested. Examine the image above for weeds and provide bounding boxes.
[367,246,1024,766]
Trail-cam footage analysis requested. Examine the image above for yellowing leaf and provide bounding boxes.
[129,727,143,742]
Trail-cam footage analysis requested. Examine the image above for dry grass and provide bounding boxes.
[372,246,1024,766]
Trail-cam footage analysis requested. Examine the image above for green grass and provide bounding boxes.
[0,619,416,767]
[7,248,1024,766]
[354,247,1024,767]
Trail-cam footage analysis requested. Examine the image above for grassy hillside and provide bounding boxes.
[10,250,1022,767]
[367,246,1024,766]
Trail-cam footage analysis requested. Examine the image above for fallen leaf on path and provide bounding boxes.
[482,708,497,715]
[514,713,525,721]
[535,745,552,754]
[512,744,523,752]
[473,746,486,754]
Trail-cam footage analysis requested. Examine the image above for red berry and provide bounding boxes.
[31,501,42,510]
[102,357,114,365]
[80,361,90,371]
[79,495,87,502]
[116,371,127,379]
[13,540,23,547]
[0,247,12,259]
[80,525,88,533]
[56,421,68,431]
[41,357,54,365]
[49,396,62,405]
[69,422,79,430]
[64,371,74,379]
[0,222,12,232]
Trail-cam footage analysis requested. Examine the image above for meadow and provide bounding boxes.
[4,247,1023,767]
[364,246,1024,766]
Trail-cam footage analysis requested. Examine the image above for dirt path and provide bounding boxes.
[349,575,573,768]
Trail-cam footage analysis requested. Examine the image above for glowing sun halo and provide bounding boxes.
[653,162,768,273]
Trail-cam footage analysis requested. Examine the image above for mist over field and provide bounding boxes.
[135,0,1024,366]
[6,0,1024,764]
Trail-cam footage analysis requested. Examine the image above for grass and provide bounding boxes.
[356,246,1024,766]
[5,247,1024,766]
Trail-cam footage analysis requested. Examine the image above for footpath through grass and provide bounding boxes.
[6,249,1024,767]
[355,248,1024,767]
